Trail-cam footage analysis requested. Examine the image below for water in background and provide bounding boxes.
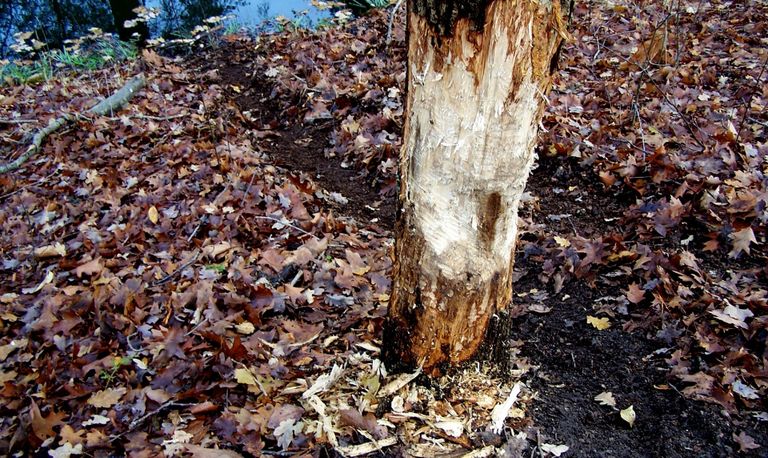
[230,0,329,25]
[0,0,330,58]
[145,0,330,35]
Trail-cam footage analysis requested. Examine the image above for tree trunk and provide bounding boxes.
[109,0,149,43]
[383,0,568,373]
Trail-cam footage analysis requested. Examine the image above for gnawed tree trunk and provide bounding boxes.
[383,0,568,373]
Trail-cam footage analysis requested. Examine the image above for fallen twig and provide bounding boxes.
[104,112,187,122]
[386,0,405,46]
[0,165,61,201]
[336,436,398,457]
[187,214,210,242]
[0,118,36,124]
[152,249,201,287]
[254,215,319,240]
[0,75,146,174]
[109,400,194,442]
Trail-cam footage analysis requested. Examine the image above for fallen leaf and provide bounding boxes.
[144,388,171,404]
[554,236,570,248]
[620,405,636,427]
[48,442,83,458]
[709,305,754,329]
[85,429,108,448]
[60,425,86,445]
[587,315,611,330]
[190,401,218,415]
[87,387,127,408]
[34,242,66,259]
[74,258,103,278]
[626,283,645,304]
[732,380,760,400]
[235,321,255,335]
[346,250,370,276]
[142,48,164,66]
[234,368,257,386]
[303,364,344,399]
[162,429,194,456]
[729,227,756,257]
[528,303,552,314]
[733,431,761,452]
[148,205,159,224]
[594,391,616,407]
[184,444,244,458]
[541,443,570,457]
[30,400,66,440]
[340,408,388,439]
[274,418,303,450]
[203,241,232,259]
[21,270,54,294]
[0,338,28,361]
[82,415,110,427]
[0,370,17,383]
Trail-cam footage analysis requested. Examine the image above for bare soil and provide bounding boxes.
[219,62,396,230]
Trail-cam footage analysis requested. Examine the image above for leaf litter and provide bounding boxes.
[0,0,766,456]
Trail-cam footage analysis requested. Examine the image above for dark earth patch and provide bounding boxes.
[468,157,768,457]
[525,151,631,237]
[513,274,762,457]
[218,61,396,230]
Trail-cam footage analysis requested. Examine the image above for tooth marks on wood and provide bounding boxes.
[479,191,502,250]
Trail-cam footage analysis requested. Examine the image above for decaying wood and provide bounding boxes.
[384,0,567,372]
[0,75,146,174]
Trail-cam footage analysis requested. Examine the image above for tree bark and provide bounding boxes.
[383,0,568,373]
[109,0,149,43]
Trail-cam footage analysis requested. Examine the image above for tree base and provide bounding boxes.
[472,310,520,377]
[382,309,520,377]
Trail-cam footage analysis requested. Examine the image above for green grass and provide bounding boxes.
[223,20,243,36]
[0,38,138,85]
[344,0,392,13]
[0,58,52,85]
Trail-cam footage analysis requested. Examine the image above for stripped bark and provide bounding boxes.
[0,75,146,174]
[383,1,568,372]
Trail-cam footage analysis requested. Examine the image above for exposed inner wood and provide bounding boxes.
[385,0,566,372]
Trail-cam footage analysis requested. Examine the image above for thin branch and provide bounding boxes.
[0,75,146,174]
[254,215,319,240]
[102,112,187,122]
[749,117,768,129]
[0,118,36,124]
[0,165,61,201]
[109,400,195,442]
[152,249,201,287]
[187,214,210,242]
[735,54,768,144]
[648,80,707,151]
[386,0,405,47]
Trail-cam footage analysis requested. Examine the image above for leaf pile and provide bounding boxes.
[0,0,766,455]
[0,16,533,457]
[531,0,768,412]
[215,0,768,416]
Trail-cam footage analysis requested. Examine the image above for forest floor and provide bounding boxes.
[0,0,766,457]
